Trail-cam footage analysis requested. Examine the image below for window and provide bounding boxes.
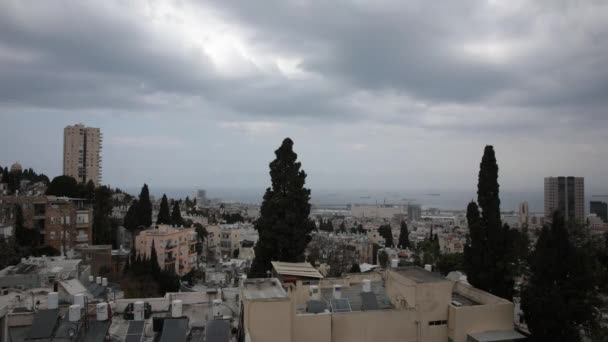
[428,320,447,326]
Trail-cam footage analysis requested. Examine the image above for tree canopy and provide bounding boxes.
[249,138,315,278]
[398,221,410,249]
[521,211,599,341]
[171,201,183,227]
[46,175,79,197]
[157,194,171,225]
[378,224,394,247]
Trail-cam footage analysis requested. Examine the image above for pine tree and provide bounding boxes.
[398,221,410,249]
[137,184,152,228]
[521,211,598,341]
[171,201,183,227]
[464,146,515,300]
[157,194,171,225]
[248,138,315,278]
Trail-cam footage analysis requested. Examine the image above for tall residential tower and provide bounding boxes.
[544,176,584,222]
[63,124,102,185]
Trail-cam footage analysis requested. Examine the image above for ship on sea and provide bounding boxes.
[427,193,441,196]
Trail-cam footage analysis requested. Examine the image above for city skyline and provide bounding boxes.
[1,1,608,191]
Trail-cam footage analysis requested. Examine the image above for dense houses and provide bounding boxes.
[0,194,93,250]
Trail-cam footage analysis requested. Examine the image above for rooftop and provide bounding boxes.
[271,261,324,279]
[395,267,450,283]
[242,278,288,300]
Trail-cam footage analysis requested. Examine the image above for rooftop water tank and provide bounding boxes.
[69,304,81,322]
[96,303,108,321]
[171,300,183,318]
[362,279,372,293]
[48,292,59,309]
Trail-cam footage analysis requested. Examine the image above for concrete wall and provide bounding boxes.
[330,310,417,342]
[244,299,292,342]
[448,302,514,342]
[293,313,331,342]
[0,275,40,290]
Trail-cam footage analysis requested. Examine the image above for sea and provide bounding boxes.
[122,186,608,213]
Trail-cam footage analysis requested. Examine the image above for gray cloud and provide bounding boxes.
[0,0,607,191]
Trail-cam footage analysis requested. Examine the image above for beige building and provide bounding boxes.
[63,124,102,185]
[135,225,197,275]
[206,224,241,259]
[544,176,584,222]
[240,265,524,342]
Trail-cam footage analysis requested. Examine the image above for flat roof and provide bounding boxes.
[468,330,527,341]
[271,262,324,279]
[395,267,449,283]
[242,278,288,300]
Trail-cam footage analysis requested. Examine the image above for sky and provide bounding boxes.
[1,0,607,194]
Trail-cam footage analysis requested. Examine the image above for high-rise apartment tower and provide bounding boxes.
[63,124,102,185]
[544,176,584,222]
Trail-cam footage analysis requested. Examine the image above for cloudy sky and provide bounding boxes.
[1,0,607,194]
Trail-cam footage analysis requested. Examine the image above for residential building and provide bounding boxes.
[74,245,113,276]
[240,264,524,342]
[135,225,197,275]
[408,203,422,222]
[519,201,529,227]
[0,195,93,250]
[63,124,102,185]
[351,204,404,219]
[206,224,243,259]
[544,176,585,222]
[590,201,607,223]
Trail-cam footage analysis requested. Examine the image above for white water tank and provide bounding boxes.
[391,259,399,268]
[96,303,108,321]
[69,305,81,322]
[48,292,59,309]
[212,299,222,318]
[171,300,183,318]
[133,301,145,321]
[74,293,85,308]
[309,285,320,300]
[362,279,372,293]
[96,277,101,285]
[102,278,108,286]
[89,275,94,283]
[333,285,342,299]
[424,264,433,272]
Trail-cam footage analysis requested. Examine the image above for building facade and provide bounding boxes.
[206,224,242,259]
[63,124,102,185]
[135,225,197,275]
[0,195,93,250]
[544,177,585,222]
[590,201,607,223]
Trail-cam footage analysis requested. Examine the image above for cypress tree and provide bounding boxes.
[398,221,410,249]
[464,146,515,300]
[137,184,152,228]
[92,186,113,245]
[378,224,394,247]
[157,194,171,225]
[171,201,183,227]
[149,240,161,276]
[14,204,27,246]
[521,211,598,341]
[248,138,315,278]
